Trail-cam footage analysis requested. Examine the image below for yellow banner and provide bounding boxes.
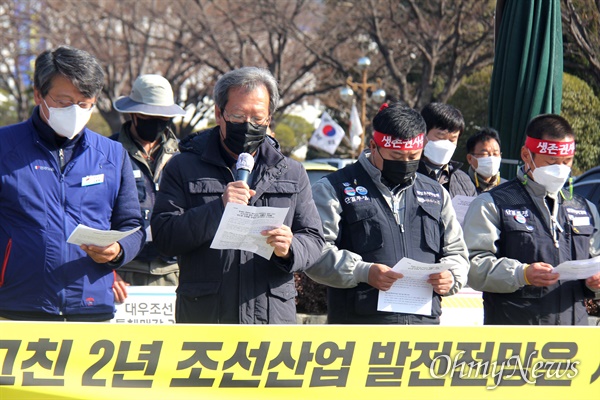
[0,322,598,400]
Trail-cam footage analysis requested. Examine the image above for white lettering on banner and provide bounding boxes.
[536,141,575,156]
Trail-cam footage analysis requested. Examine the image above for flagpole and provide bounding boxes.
[340,57,386,158]
[351,100,359,159]
[347,100,363,159]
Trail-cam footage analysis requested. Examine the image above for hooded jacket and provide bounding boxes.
[151,127,324,324]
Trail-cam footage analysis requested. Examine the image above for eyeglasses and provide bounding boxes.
[223,109,270,126]
[472,152,502,157]
[47,94,96,110]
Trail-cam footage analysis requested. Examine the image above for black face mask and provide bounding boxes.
[378,147,420,186]
[134,117,170,142]
[223,120,267,155]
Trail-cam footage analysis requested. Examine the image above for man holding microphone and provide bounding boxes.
[151,67,324,324]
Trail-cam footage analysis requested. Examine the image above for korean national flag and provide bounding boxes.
[349,103,363,150]
[309,111,346,155]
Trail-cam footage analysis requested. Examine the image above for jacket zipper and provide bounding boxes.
[0,238,12,287]
[392,195,408,256]
[59,148,65,171]
[34,140,68,312]
[59,158,67,315]
[399,223,408,256]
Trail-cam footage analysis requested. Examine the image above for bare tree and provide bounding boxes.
[38,0,215,135]
[169,0,351,115]
[562,0,600,94]
[35,0,350,136]
[6,0,598,136]
[348,0,496,109]
[28,0,497,136]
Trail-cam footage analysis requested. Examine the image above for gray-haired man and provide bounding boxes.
[151,67,324,324]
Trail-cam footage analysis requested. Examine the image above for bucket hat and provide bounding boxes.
[113,74,185,117]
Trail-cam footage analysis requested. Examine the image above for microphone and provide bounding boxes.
[236,152,255,184]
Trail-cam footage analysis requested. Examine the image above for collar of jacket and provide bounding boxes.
[517,166,562,201]
[359,150,413,199]
[418,159,464,183]
[31,105,86,151]
[118,121,179,161]
[118,120,179,153]
[448,159,464,171]
[468,166,500,191]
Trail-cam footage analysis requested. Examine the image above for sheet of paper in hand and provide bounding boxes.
[553,255,600,281]
[210,203,289,259]
[377,257,452,316]
[67,224,141,247]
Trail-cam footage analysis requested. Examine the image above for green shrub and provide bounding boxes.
[561,74,600,175]
[448,69,600,175]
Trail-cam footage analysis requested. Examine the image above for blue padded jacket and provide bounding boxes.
[0,116,144,319]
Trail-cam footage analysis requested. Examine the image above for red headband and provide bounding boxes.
[525,136,575,156]
[373,131,424,150]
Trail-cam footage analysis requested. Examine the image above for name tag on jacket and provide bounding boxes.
[82,174,105,187]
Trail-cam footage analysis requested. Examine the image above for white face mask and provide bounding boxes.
[528,152,571,194]
[43,99,93,139]
[474,155,501,178]
[424,139,456,166]
[532,164,571,194]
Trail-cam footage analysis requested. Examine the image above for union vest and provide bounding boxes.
[326,163,445,324]
[487,179,595,325]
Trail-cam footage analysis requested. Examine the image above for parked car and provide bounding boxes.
[572,166,600,210]
[571,166,600,320]
[302,161,338,186]
[309,158,356,170]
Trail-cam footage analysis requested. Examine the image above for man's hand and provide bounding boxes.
[222,181,256,206]
[368,263,403,291]
[262,225,293,259]
[113,272,129,303]
[586,271,600,291]
[525,262,560,287]
[81,242,122,264]
[428,270,454,295]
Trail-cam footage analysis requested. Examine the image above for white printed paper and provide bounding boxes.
[377,257,451,316]
[67,224,141,247]
[210,203,289,259]
[554,255,600,281]
[451,195,476,226]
